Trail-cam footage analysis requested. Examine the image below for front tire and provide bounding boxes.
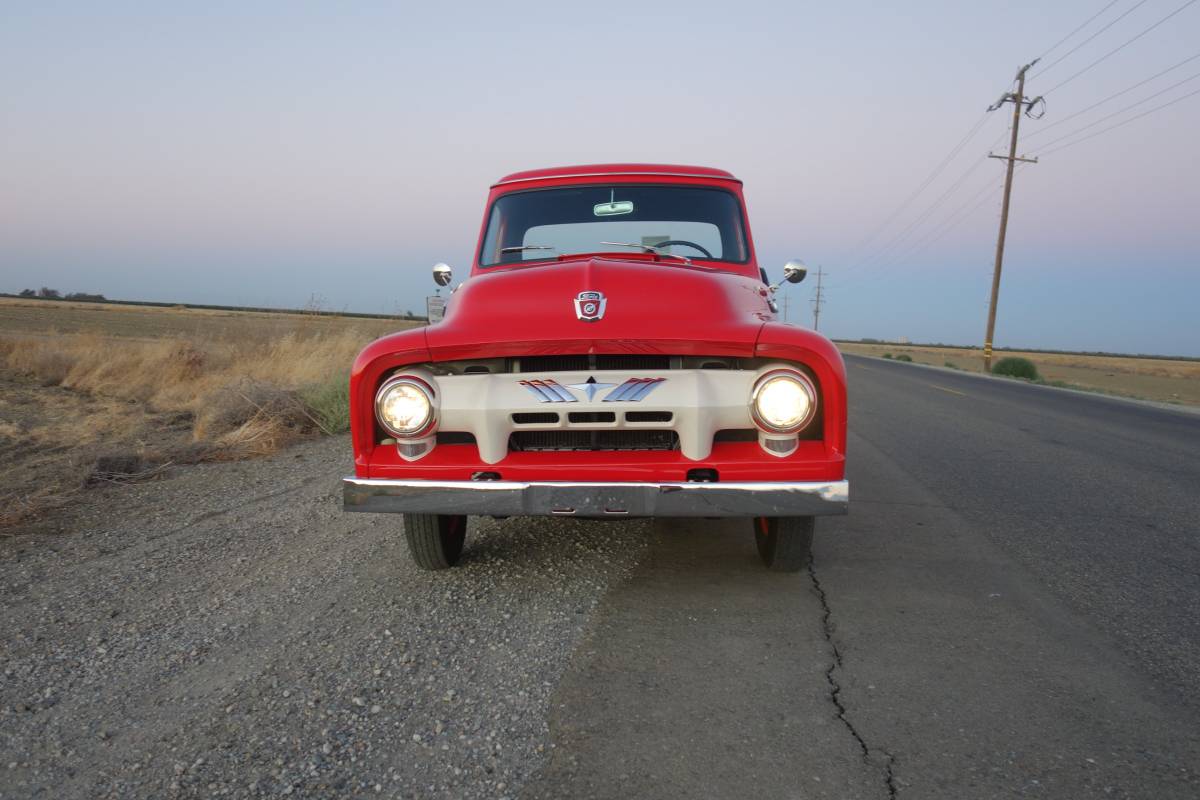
[403,513,467,570]
[754,516,813,572]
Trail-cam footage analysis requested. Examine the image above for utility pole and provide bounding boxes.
[811,265,825,331]
[782,292,789,323]
[983,61,1041,371]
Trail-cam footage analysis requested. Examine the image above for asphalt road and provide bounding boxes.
[2,355,1198,799]
[526,355,1200,799]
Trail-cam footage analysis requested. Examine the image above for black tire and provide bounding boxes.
[403,513,467,570]
[754,516,813,572]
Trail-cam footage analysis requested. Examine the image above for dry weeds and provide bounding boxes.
[0,327,380,529]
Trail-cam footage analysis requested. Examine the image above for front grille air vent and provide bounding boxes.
[512,412,560,425]
[625,411,672,423]
[714,429,757,443]
[568,411,616,424]
[436,432,477,445]
[509,430,679,452]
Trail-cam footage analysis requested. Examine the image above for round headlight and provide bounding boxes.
[375,376,435,438]
[751,370,817,434]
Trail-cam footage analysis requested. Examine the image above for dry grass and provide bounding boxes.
[1,329,368,442]
[0,299,423,529]
[0,319,401,529]
[0,379,180,527]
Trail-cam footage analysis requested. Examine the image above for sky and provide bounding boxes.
[1,0,1197,356]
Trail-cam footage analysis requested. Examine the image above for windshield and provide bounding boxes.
[479,185,749,266]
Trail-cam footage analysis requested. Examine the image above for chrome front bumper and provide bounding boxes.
[343,477,848,518]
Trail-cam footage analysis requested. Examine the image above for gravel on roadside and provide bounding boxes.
[0,436,649,799]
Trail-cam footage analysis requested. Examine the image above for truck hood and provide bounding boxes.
[425,257,773,361]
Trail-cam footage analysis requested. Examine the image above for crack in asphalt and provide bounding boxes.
[808,555,899,799]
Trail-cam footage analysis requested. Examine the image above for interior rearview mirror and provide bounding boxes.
[432,263,453,287]
[783,260,808,284]
[594,200,634,217]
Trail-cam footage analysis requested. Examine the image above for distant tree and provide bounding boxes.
[65,292,107,302]
[37,287,60,299]
[18,288,36,297]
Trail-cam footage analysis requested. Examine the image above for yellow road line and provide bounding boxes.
[930,384,967,397]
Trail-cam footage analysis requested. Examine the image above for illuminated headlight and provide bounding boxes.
[751,370,817,434]
[375,376,436,438]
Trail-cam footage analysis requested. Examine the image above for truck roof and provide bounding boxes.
[493,163,740,188]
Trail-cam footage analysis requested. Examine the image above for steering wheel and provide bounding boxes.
[654,240,713,259]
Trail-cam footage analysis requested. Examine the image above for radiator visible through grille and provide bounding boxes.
[509,430,679,452]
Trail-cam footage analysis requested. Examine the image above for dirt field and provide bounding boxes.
[837,342,1200,406]
[0,297,413,342]
[0,299,422,529]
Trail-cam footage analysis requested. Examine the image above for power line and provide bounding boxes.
[853,156,991,271]
[835,73,1033,292]
[840,112,992,263]
[1031,0,1151,80]
[888,175,1009,267]
[844,164,1021,295]
[829,191,1004,300]
[1036,0,1124,62]
[837,118,1011,281]
[833,64,1036,292]
[832,173,1007,292]
[829,167,1027,313]
[837,110,1017,282]
[1040,0,1199,95]
[1033,70,1200,150]
[1022,50,1200,141]
[844,88,1036,282]
[1041,84,1200,155]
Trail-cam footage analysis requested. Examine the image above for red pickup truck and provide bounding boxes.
[343,164,848,571]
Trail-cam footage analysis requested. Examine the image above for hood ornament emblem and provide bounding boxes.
[566,376,616,402]
[574,291,607,322]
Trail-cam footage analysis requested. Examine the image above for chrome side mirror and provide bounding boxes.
[432,263,453,287]
[783,260,807,284]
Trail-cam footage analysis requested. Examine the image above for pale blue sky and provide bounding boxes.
[2,1,1197,355]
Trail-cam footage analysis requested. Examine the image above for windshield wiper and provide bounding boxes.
[500,245,557,254]
[599,241,691,265]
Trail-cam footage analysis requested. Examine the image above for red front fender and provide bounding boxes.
[349,328,431,477]
[755,323,847,466]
